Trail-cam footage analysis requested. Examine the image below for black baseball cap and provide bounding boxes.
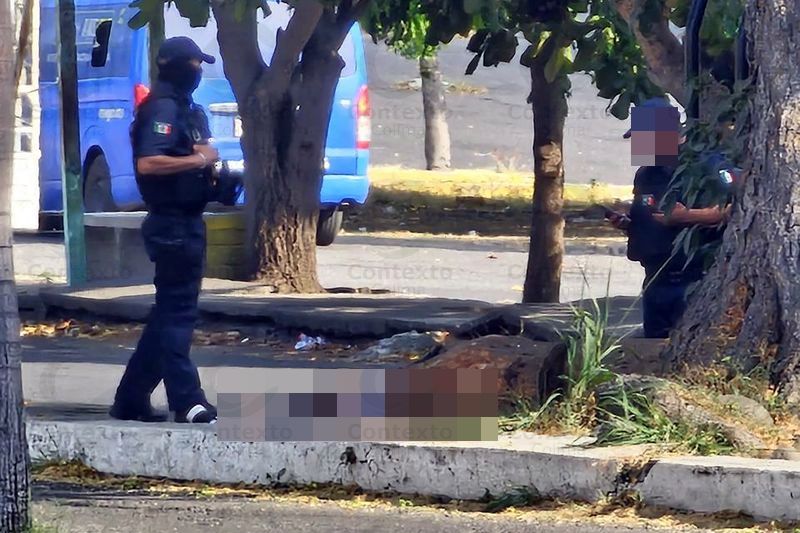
[622,96,673,139]
[157,36,216,65]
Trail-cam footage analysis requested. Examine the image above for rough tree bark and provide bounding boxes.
[419,52,451,170]
[0,0,30,530]
[522,51,568,304]
[13,0,33,92]
[613,0,686,106]
[665,0,800,406]
[212,0,368,292]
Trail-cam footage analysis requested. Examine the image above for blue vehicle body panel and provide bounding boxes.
[38,0,370,214]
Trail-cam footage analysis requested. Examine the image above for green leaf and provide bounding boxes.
[568,0,590,13]
[594,63,620,98]
[609,91,632,120]
[128,11,149,29]
[481,30,517,67]
[572,37,597,71]
[175,0,210,27]
[465,52,482,75]
[598,26,614,54]
[488,30,518,64]
[467,29,489,53]
[561,18,596,41]
[670,0,690,27]
[127,0,163,28]
[521,24,542,45]
[463,0,483,15]
[682,226,697,256]
[258,0,270,18]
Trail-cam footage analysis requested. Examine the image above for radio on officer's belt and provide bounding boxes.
[200,137,244,206]
[207,159,244,206]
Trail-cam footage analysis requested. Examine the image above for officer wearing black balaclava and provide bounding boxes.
[109,37,219,424]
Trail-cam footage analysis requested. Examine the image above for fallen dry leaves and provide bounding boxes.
[21,319,139,340]
[21,318,364,362]
[33,460,794,532]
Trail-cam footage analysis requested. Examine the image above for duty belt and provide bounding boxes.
[147,205,203,217]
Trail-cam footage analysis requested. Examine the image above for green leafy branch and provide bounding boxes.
[665,74,754,272]
[128,0,271,29]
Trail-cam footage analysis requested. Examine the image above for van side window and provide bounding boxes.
[91,20,112,67]
[80,8,133,78]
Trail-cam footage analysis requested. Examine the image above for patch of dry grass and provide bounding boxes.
[677,364,800,453]
[352,166,630,237]
[368,165,632,206]
[390,79,488,95]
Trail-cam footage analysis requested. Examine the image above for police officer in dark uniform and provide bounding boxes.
[610,98,733,338]
[109,37,221,424]
[626,164,697,338]
[625,162,733,338]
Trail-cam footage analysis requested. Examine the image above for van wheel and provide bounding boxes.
[316,208,343,246]
[84,154,118,212]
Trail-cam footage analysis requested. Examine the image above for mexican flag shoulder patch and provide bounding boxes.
[153,122,172,135]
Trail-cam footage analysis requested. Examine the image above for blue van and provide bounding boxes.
[38,0,371,245]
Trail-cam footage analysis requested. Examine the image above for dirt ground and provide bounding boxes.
[30,466,794,533]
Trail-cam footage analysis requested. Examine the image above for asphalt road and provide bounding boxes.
[13,233,644,303]
[366,38,635,184]
[32,484,687,533]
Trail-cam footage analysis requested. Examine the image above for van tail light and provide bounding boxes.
[134,83,151,108]
[355,85,371,150]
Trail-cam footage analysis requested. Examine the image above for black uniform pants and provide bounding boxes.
[114,213,207,412]
[641,265,700,339]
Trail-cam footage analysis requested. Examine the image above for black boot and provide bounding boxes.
[109,402,169,423]
[175,403,217,424]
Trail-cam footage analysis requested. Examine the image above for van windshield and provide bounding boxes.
[164,3,356,78]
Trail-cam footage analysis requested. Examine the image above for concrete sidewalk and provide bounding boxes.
[23,280,643,340]
[33,279,496,337]
[26,416,800,522]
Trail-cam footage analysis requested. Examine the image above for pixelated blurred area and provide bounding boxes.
[629,104,681,167]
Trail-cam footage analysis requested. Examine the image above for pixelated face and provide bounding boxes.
[630,106,681,167]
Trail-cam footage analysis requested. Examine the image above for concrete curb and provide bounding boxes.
[30,286,642,341]
[35,288,499,338]
[27,420,800,521]
[639,456,800,521]
[28,420,622,503]
[38,290,152,321]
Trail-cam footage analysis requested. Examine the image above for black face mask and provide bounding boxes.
[158,60,202,94]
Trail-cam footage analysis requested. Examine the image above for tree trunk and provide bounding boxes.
[613,0,686,106]
[243,17,345,292]
[213,2,353,292]
[420,53,451,170]
[147,7,165,86]
[212,0,371,292]
[665,0,800,406]
[0,0,30,529]
[522,54,568,304]
[13,0,33,93]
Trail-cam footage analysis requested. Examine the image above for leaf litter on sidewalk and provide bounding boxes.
[20,317,389,363]
[32,460,794,532]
